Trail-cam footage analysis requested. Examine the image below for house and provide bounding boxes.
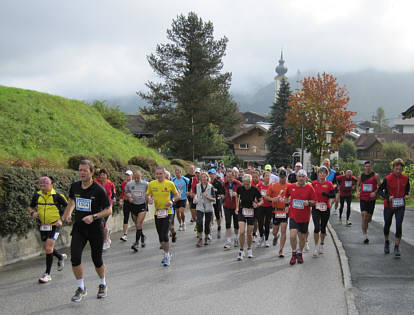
[354,133,414,161]
[401,105,414,119]
[125,115,153,138]
[242,111,268,124]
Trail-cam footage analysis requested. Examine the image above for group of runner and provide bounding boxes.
[27,157,409,302]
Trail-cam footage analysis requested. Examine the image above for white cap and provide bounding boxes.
[125,170,133,175]
[295,162,303,167]
[195,167,201,173]
[232,167,239,172]
[297,169,307,176]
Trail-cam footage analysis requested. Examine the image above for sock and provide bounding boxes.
[53,249,63,260]
[45,253,53,274]
[292,250,297,255]
[136,229,142,243]
[99,277,106,286]
[320,242,324,245]
[297,250,302,254]
[76,278,85,290]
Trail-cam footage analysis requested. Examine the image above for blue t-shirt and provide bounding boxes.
[172,176,190,200]
[327,169,336,182]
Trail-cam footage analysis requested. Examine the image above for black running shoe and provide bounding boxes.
[131,243,139,252]
[71,287,87,302]
[141,235,146,248]
[171,232,177,243]
[363,238,369,244]
[97,284,107,299]
[394,246,401,257]
[384,240,390,254]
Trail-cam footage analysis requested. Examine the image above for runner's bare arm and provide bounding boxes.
[63,198,75,223]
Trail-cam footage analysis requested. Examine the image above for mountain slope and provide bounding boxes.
[0,86,168,166]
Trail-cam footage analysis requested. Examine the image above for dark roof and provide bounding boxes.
[402,105,414,119]
[242,111,267,118]
[125,115,152,136]
[354,133,414,150]
[227,124,269,142]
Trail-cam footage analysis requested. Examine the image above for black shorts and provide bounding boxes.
[40,225,60,242]
[237,211,255,225]
[187,197,196,209]
[130,203,147,216]
[174,199,187,209]
[360,200,376,215]
[273,210,288,225]
[289,218,309,234]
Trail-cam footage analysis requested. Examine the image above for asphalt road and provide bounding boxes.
[330,203,414,315]
[0,214,348,315]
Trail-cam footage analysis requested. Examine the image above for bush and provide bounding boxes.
[67,154,125,174]
[11,158,31,168]
[338,158,361,177]
[128,156,158,174]
[31,157,58,169]
[170,159,193,172]
[67,154,99,171]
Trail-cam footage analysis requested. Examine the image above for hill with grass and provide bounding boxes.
[0,86,168,167]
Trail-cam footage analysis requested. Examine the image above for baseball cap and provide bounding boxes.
[195,167,201,173]
[297,169,307,176]
[125,170,133,175]
[208,168,216,174]
[264,164,272,171]
[39,176,52,185]
[295,162,303,167]
[279,170,287,178]
[334,164,339,169]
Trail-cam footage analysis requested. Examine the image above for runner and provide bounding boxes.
[356,161,381,244]
[165,170,177,243]
[222,169,241,249]
[333,164,341,210]
[288,162,302,184]
[311,166,335,257]
[194,171,216,247]
[146,166,179,266]
[265,169,290,257]
[62,160,112,302]
[378,158,410,257]
[235,174,262,260]
[120,170,133,241]
[95,169,116,250]
[257,171,273,248]
[184,165,196,224]
[172,168,190,231]
[191,168,202,232]
[285,170,315,265]
[209,168,225,238]
[28,176,68,283]
[125,170,148,252]
[251,170,261,242]
[264,164,279,183]
[336,170,357,225]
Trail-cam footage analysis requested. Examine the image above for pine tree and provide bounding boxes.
[266,78,295,166]
[139,12,241,160]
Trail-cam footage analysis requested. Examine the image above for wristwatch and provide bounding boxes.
[93,214,98,221]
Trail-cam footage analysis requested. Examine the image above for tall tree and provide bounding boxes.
[139,12,241,160]
[372,106,391,132]
[266,78,295,166]
[285,73,356,165]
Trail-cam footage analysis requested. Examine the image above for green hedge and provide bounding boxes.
[128,156,158,173]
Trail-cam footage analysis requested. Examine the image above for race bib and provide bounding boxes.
[228,189,233,197]
[274,211,286,218]
[345,181,353,188]
[315,202,328,211]
[242,208,254,217]
[261,190,267,196]
[292,199,304,209]
[52,232,60,240]
[392,198,404,208]
[362,184,373,192]
[76,198,92,212]
[40,224,52,231]
[133,190,143,198]
[157,209,168,218]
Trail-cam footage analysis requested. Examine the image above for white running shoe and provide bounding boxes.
[247,248,253,258]
[57,253,67,271]
[120,234,128,241]
[234,238,239,248]
[178,225,183,231]
[256,236,264,248]
[237,250,245,261]
[265,241,270,248]
[183,223,186,231]
[313,247,319,257]
[208,234,212,240]
[318,244,324,254]
[39,273,51,283]
[305,241,310,252]
[103,240,110,250]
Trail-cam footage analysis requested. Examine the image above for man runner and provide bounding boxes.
[172,168,190,231]
[336,170,357,225]
[209,168,225,238]
[120,170,133,241]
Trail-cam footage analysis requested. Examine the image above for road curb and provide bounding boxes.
[327,222,359,315]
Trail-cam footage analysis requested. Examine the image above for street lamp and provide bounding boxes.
[325,130,333,159]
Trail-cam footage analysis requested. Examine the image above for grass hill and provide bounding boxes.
[0,86,169,167]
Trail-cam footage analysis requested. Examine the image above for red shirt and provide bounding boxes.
[120,181,128,200]
[191,176,200,194]
[223,179,241,209]
[257,182,272,207]
[251,180,260,187]
[286,183,315,223]
[95,179,116,205]
[336,175,357,197]
[312,180,335,208]
[360,173,378,201]
[384,173,409,208]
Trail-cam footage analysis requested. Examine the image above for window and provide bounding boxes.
[239,143,248,150]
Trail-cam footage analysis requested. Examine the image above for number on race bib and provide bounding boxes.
[362,184,373,192]
[157,209,168,218]
[392,198,404,208]
[261,190,267,196]
[242,208,254,217]
[274,211,286,218]
[76,198,92,212]
[40,224,52,231]
[315,202,328,211]
[345,181,353,188]
[133,190,143,198]
[292,199,304,209]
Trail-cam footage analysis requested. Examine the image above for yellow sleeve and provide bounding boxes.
[146,182,152,195]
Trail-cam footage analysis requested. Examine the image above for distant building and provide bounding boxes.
[274,51,288,103]
[242,111,268,124]
[125,115,153,138]
[394,116,414,134]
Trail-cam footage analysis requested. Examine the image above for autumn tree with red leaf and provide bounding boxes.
[285,73,356,165]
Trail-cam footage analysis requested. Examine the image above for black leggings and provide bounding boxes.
[312,208,330,234]
[339,196,352,220]
[123,201,131,224]
[197,211,213,235]
[258,206,273,240]
[384,207,405,239]
[224,207,239,230]
[155,215,172,243]
[70,222,104,268]
[213,199,222,221]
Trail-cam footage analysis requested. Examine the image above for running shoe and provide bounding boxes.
[265,241,270,248]
[305,241,310,252]
[313,248,319,257]
[237,250,245,261]
[38,273,51,283]
[204,238,209,246]
[297,252,304,264]
[273,235,278,246]
[183,223,186,231]
[208,234,212,240]
[71,287,87,302]
[318,244,324,254]
[103,240,110,250]
[193,225,198,232]
[346,220,352,226]
[97,284,107,299]
[339,217,342,224]
[171,232,177,243]
[384,240,390,254]
[363,238,369,244]
[217,230,221,239]
[256,236,264,248]
[131,242,139,252]
[178,225,183,231]
[57,253,67,271]
[234,238,239,248]
[196,238,202,247]
[141,234,146,248]
[247,248,253,258]
[394,246,401,257]
[224,241,231,250]
[278,249,284,258]
[120,234,128,242]
[252,234,257,243]
[289,253,297,265]
[163,254,171,266]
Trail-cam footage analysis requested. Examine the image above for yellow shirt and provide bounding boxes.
[146,179,178,215]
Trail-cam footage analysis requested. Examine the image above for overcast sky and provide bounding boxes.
[1,0,413,100]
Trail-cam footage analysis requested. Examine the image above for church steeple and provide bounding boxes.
[274,50,288,103]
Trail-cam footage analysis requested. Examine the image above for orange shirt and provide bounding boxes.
[266,181,290,209]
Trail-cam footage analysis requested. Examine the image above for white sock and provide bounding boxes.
[76,279,85,290]
[99,277,106,286]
